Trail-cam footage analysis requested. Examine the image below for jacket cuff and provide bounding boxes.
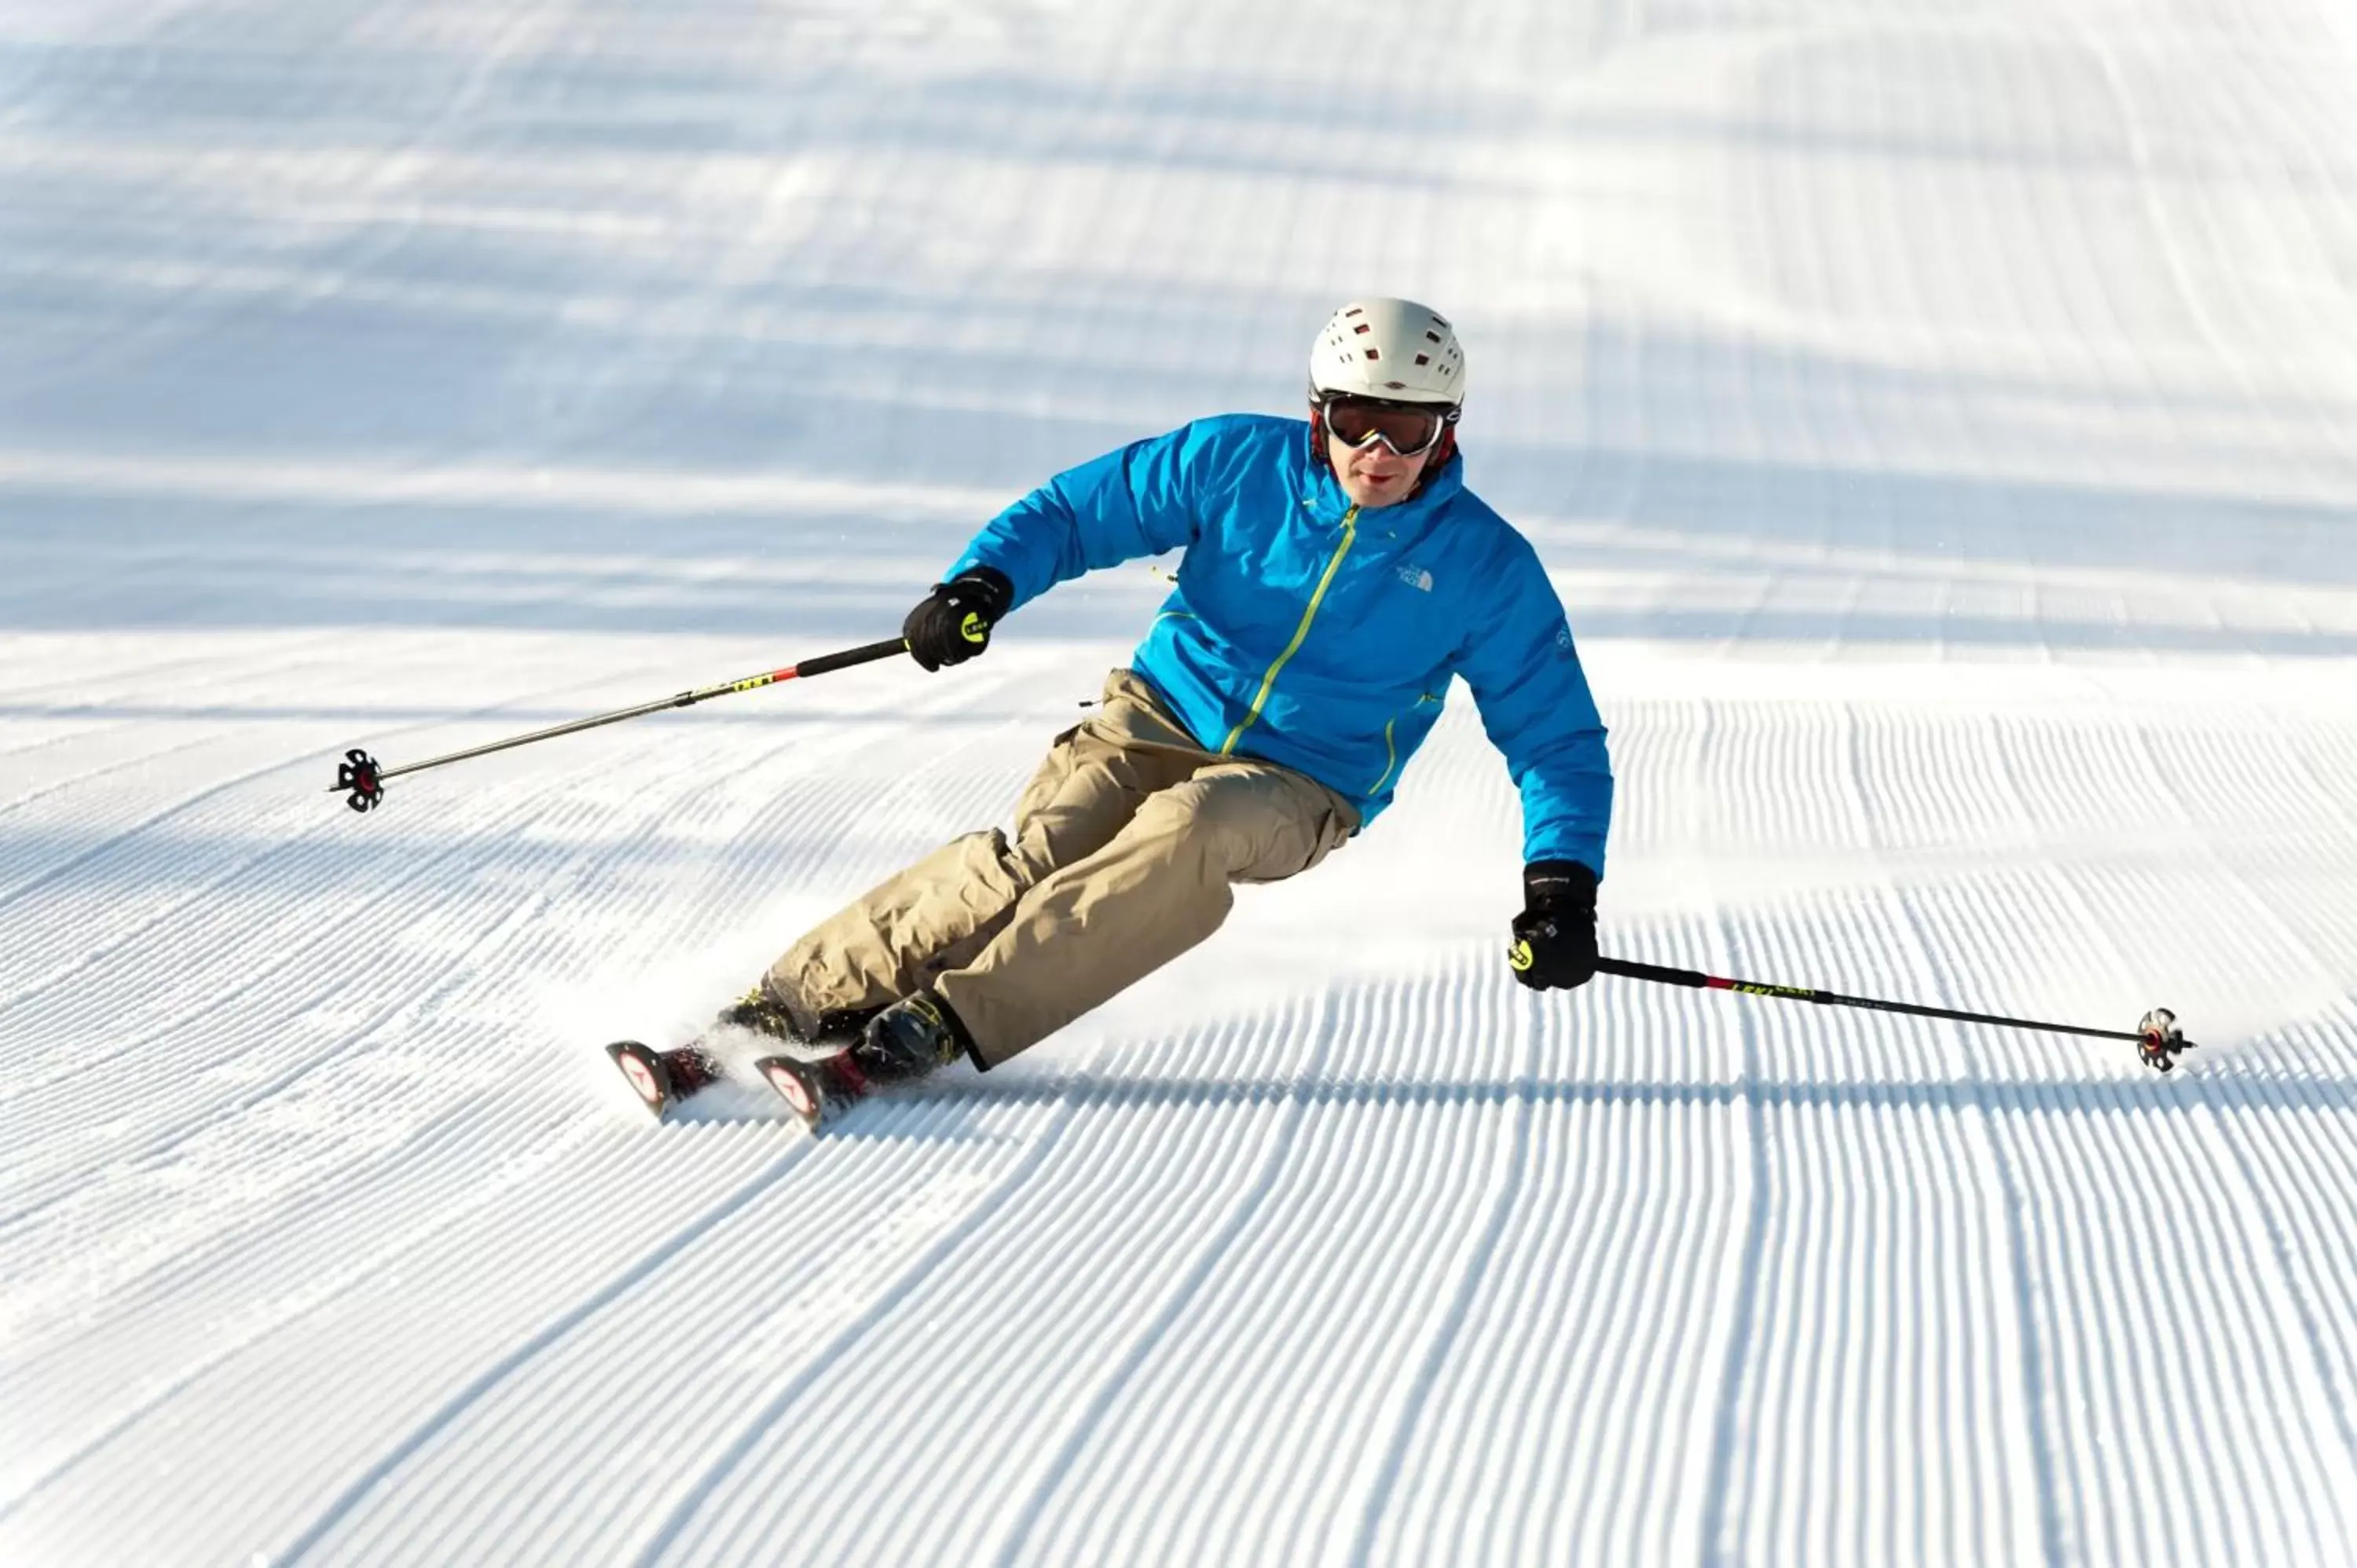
[947,564,1014,618]
[1523,859,1597,911]
[949,548,1029,610]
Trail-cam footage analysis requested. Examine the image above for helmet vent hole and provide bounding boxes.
[1309,298,1464,410]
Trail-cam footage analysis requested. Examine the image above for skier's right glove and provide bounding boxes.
[1509,860,1598,991]
[902,566,1014,672]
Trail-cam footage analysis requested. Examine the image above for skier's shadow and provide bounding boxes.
[676,1056,2357,1135]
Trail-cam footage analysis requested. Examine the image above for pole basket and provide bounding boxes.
[337,749,385,813]
[2138,1007,2188,1072]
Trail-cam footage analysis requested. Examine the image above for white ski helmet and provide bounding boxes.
[1308,297,1466,406]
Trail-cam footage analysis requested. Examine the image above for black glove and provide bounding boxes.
[1509,859,1598,991]
[902,567,1014,672]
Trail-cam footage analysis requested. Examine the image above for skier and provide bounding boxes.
[610,298,1614,1126]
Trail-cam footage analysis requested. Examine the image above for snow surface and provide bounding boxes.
[5,0,2357,1563]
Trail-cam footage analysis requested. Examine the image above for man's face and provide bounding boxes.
[1327,428,1431,509]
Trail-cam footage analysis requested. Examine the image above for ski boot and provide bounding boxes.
[853,992,973,1081]
[713,983,797,1043]
[721,983,878,1062]
[753,991,973,1133]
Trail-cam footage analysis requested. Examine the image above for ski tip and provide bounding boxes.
[605,1040,672,1120]
[753,1054,828,1135]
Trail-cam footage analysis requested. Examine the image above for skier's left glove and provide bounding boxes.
[902,566,1014,672]
[1509,860,1598,991]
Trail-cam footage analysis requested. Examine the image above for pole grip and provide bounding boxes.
[1596,956,1710,988]
[794,639,910,679]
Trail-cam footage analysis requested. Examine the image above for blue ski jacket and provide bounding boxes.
[950,414,1613,876]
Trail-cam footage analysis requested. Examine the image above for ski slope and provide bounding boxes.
[6,0,2357,1562]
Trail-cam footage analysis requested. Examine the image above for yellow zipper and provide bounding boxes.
[1221,504,1358,754]
[1369,718,1401,795]
[1367,692,1442,795]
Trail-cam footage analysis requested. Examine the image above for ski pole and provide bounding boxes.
[1595,955,2194,1072]
[330,636,910,813]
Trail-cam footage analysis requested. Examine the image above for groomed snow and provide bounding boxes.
[5,1,2357,1563]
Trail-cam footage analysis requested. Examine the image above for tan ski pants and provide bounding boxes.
[766,669,1358,1067]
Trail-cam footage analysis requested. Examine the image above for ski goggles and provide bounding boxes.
[1318,394,1459,457]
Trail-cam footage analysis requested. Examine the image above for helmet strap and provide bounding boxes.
[1409,424,1459,500]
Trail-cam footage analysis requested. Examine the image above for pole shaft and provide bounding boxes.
[1593,956,2146,1044]
[343,637,908,789]
[369,693,690,782]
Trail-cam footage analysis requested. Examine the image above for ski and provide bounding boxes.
[753,1051,870,1134]
[606,1040,677,1119]
[606,1040,725,1120]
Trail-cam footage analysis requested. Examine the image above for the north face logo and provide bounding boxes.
[1397,564,1434,592]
